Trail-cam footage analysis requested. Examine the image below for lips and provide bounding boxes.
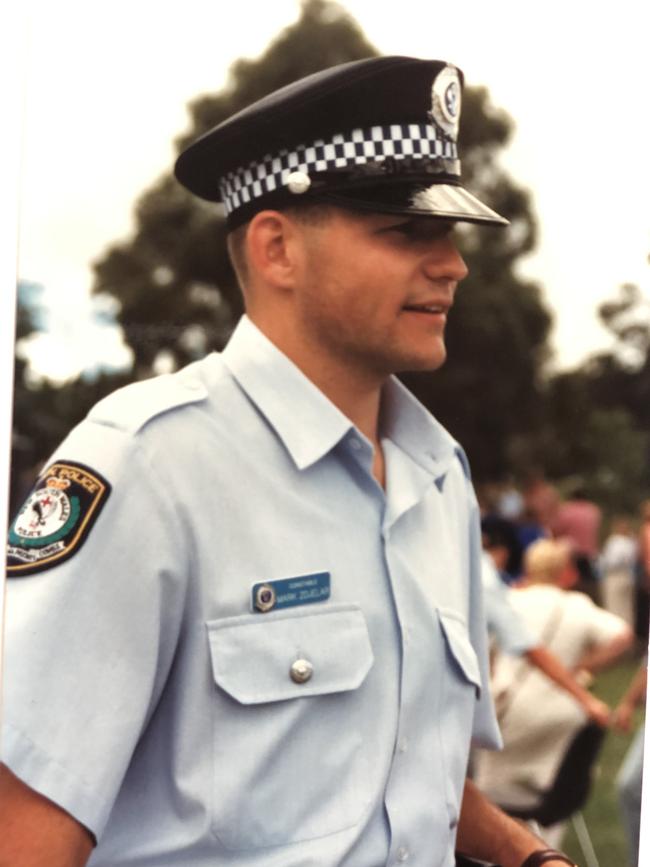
[402,302,450,314]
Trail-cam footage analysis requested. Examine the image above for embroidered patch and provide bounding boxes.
[7,461,111,577]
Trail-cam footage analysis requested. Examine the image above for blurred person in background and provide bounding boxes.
[482,513,523,583]
[634,499,650,643]
[480,529,610,727]
[497,477,524,524]
[521,469,560,535]
[599,516,637,629]
[551,485,602,604]
[474,538,633,848]
[516,504,549,561]
[612,659,646,867]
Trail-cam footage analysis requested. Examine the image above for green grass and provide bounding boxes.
[561,655,645,867]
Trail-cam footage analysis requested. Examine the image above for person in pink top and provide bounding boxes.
[552,486,602,603]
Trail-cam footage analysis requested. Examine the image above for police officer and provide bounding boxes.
[2,57,578,867]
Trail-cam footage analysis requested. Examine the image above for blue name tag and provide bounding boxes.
[251,571,331,613]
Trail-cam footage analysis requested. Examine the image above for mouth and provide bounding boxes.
[401,302,450,315]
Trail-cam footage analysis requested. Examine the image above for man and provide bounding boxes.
[2,57,577,866]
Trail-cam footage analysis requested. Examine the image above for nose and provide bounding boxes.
[422,236,468,284]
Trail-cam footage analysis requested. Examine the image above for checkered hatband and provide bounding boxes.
[218,123,460,215]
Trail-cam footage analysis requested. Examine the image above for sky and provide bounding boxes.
[14,0,650,381]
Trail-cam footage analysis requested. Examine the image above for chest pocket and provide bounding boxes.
[206,603,375,850]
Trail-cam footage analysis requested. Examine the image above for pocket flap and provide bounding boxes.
[437,607,481,694]
[206,603,374,704]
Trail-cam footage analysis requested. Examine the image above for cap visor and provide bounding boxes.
[322,181,509,226]
[407,183,509,225]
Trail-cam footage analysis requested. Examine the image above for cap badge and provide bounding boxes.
[430,65,461,140]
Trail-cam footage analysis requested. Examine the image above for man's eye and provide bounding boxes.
[384,220,453,242]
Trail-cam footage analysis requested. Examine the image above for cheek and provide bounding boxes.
[302,245,409,326]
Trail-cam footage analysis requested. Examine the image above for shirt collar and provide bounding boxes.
[380,376,461,481]
[221,315,462,480]
[221,315,353,469]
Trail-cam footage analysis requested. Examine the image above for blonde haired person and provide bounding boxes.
[474,538,633,847]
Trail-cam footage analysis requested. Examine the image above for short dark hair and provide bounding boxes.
[226,202,334,290]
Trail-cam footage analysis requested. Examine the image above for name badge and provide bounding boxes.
[252,571,331,613]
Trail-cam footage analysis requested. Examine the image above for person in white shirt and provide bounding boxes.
[599,517,638,627]
[475,538,633,847]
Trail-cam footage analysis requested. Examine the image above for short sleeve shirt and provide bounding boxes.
[3,316,500,867]
[480,553,535,656]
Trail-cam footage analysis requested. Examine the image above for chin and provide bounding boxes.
[391,352,447,376]
[408,346,447,372]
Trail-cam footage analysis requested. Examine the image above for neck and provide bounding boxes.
[250,311,386,438]
[249,311,387,485]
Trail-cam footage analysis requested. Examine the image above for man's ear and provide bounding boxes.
[246,211,304,291]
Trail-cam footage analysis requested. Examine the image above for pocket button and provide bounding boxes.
[290,658,314,684]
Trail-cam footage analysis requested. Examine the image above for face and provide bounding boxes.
[290,208,468,383]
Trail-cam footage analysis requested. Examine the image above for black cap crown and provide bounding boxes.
[175,56,507,228]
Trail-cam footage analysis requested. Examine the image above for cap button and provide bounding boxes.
[286,170,311,195]
[290,658,314,684]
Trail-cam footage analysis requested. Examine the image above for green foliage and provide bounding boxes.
[92,0,378,379]
[587,283,650,436]
[535,281,650,515]
[10,367,132,516]
[530,371,649,515]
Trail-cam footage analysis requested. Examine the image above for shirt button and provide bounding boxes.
[398,738,409,753]
[396,846,410,862]
[290,659,313,684]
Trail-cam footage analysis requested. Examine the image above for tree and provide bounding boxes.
[10,282,131,516]
[92,0,378,379]
[539,278,650,513]
[532,370,648,515]
[587,281,650,431]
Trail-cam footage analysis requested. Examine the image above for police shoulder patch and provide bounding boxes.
[7,460,111,577]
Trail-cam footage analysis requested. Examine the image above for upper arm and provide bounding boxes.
[3,427,189,838]
[0,763,94,867]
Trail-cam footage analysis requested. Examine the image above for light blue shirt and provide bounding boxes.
[481,552,536,656]
[3,315,500,867]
